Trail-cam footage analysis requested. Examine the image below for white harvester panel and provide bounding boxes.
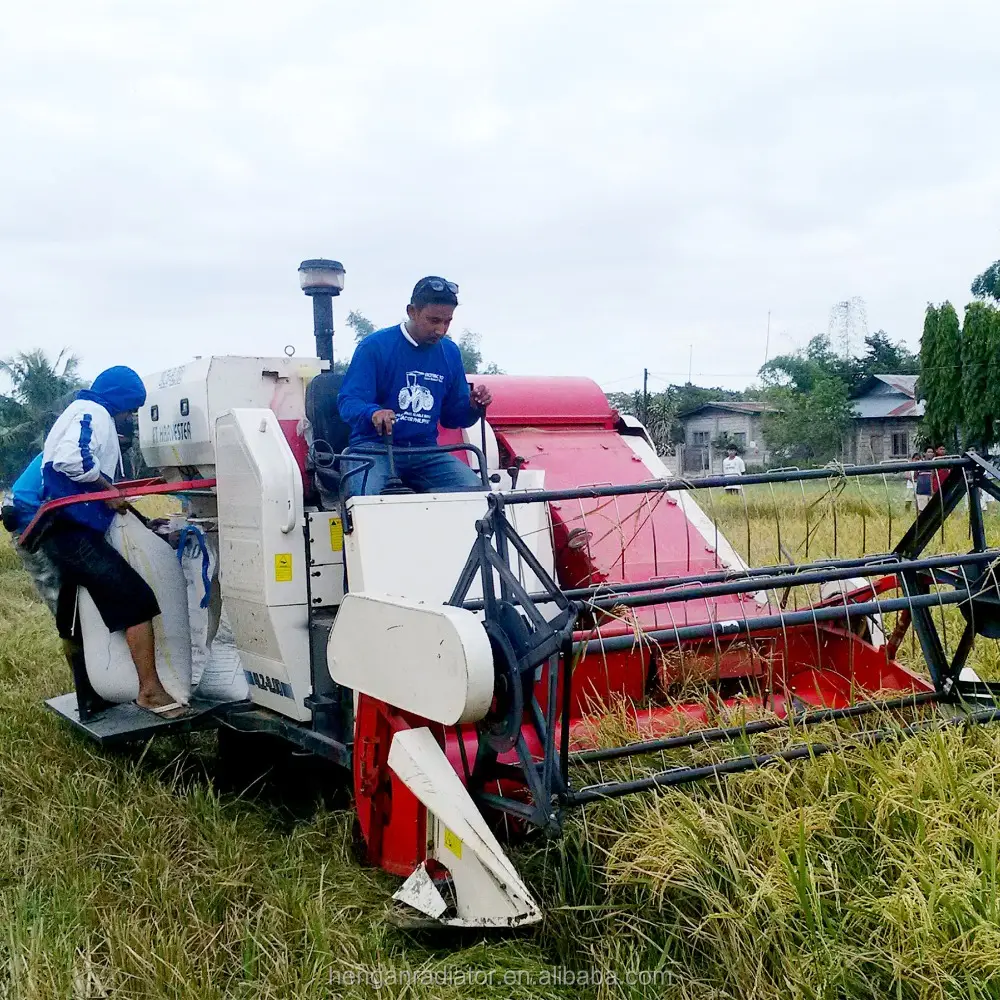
[328,594,494,725]
[306,510,346,608]
[342,469,554,608]
[215,407,311,721]
[140,355,320,479]
[460,420,500,471]
[389,728,541,927]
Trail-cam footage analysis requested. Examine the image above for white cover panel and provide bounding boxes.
[214,408,310,720]
[343,473,555,609]
[328,594,493,725]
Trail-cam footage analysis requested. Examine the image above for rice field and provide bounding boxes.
[1,479,1000,998]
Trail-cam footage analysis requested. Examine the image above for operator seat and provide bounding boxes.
[305,370,352,509]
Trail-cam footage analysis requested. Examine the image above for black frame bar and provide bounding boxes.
[446,451,1000,826]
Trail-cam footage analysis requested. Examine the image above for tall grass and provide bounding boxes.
[2,480,1000,998]
[526,477,1000,999]
[0,532,574,999]
[534,722,1000,998]
[700,479,1000,681]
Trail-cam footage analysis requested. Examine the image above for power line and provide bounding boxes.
[597,373,647,387]
[604,360,973,390]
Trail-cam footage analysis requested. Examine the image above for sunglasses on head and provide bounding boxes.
[420,278,459,295]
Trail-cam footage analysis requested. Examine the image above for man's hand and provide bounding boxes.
[470,384,492,409]
[95,475,128,512]
[372,408,396,436]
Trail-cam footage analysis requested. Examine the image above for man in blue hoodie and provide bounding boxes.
[337,276,493,495]
[35,366,183,716]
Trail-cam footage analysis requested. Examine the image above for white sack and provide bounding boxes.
[78,512,192,705]
[195,608,250,702]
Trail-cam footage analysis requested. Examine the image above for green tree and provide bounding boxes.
[919,302,962,450]
[760,330,918,397]
[608,389,675,453]
[858,331,920,377]
[607,383,744,455]
[960,301,992,448]
[971,260,1000,302]
[453,330,506,375]
[760,378,854,465]
[0,349,84,484]
[457,330,482,374]
[345,310,376,343]
[957,300,1000,450]
[759,334,858,394]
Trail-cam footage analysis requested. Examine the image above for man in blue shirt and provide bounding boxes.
[338,276,493,495]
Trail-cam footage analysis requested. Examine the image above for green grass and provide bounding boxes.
[531,723,1000,998]
[3,481,1000,998]
[0,534,575,999]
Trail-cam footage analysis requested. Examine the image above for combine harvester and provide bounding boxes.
[21,259,1000,928]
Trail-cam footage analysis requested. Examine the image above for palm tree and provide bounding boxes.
[0,349,84,485]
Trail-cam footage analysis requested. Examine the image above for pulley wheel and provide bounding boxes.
[480,619,526,753]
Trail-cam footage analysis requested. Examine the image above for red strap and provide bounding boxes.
[17,477,216,546]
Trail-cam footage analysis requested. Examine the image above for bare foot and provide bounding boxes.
[136,688,187,719]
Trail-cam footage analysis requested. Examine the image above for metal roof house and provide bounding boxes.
[848,374,924,463]
[677,401,780,474]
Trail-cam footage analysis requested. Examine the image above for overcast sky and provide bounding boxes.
[2,0,999,395]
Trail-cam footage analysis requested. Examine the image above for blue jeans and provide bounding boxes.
[341,445,484,497]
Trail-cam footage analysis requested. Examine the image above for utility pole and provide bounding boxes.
[763,310,771,365]
[687,345,693,384]
[642,368,649,426]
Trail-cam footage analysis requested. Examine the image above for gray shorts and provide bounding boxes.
[10,532,61,616]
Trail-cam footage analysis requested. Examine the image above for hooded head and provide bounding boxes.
[81,366,147,416]
[115,412,135,448]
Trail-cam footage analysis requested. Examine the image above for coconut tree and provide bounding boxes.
[0,349,84,485]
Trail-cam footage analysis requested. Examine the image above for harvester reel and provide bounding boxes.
[481,604,535,753]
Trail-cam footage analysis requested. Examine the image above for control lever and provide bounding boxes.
[507,456,526,489]
[379,428,414,496]
[472,384,492,489]
[479,401,489,469]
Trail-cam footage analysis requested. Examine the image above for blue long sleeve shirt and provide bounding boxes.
[337,325,482,447]
[8,453,45,532]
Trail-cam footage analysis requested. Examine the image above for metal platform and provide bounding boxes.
[45,692,238,745]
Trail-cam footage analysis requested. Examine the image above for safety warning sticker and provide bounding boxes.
[275,553,293,582]
[329,517,343,552]
[443,827,462,860]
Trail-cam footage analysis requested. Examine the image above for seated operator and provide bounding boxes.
[337,276,493,495]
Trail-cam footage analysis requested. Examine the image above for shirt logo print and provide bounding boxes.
[398,372,435,414]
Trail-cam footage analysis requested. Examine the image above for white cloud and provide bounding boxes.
[1,0,998,394]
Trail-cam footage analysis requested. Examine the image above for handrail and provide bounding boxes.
[495,456,973,506]
[338,440,491,490]
[270,418,299,534]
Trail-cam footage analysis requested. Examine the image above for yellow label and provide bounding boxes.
[328,517,343,552]
[443,827,462,859]
[274,553,293,582]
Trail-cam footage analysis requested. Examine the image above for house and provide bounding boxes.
[676,401,779,474]
[847,374,924,464]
